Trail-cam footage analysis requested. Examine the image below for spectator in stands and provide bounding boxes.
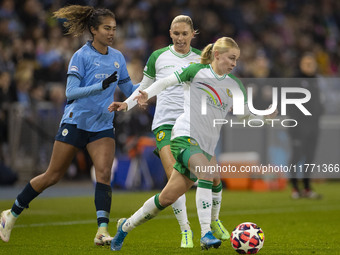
[288,53,324,199]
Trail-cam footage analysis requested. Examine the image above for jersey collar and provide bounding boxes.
[209,64,227,80]
[169,45,192,58]
[87,40,109,55]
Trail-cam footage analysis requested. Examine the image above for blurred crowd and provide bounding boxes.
[1,0,340,177]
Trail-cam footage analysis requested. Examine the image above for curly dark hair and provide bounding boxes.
[53,5,115,37]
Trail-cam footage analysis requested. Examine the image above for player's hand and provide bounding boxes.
[134,90,149,107]
[264,104,278,119]
[102,71,117,90]
[108,102,127,112]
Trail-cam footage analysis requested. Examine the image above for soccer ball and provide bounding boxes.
[230,222,265,254]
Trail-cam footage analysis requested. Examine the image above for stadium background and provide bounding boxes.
[0,0,339,188]
[0,1,340,254]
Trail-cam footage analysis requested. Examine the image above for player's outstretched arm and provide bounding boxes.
[134,90,149,107]
[108,75,154,112]
[109,73,178,113]
[108,102,127,112]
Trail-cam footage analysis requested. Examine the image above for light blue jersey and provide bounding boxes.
[60,41,138,132]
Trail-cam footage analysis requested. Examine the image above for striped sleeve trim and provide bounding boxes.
[68,72,82,80]
[143,71,155,79]
[174,72,182,83]
[118,77,131,85]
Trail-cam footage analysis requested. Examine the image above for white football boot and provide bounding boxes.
[0,209,17,242]
[94,226,113,246]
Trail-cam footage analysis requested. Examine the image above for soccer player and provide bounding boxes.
[0,5,138,246]
[111,15,229,248]
[109,37,277,251]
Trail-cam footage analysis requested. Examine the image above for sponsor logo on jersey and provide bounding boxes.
[70,65,79,72]
[114,61,120,68]
[188,138,198,146]
[199,82,229,113]
[95,74,110,79]
[159,65,175,72]
[198,82,222,106]
[62,129,68,137]
[156,131,165,141]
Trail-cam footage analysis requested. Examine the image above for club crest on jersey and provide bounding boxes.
[62,128,68,137]
[156,131,165,141]
[114,62,120,68]
[188,138,198,146]
[226,88,233,98]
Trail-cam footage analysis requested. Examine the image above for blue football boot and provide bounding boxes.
[200,231,222,250]
[110,218,128,251]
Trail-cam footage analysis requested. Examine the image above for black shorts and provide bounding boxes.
[55,123,115,149]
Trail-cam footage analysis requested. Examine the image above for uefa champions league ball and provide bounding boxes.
[230,222,265,254]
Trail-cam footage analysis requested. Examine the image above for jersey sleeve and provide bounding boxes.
[125,75,154,110]
[65,75,102,101]
[67,51,85,80]
[174,63,202,83]
[228,73,247,103]
[143,52,157,79]
[142,73,178,104]
[117,53,138,97]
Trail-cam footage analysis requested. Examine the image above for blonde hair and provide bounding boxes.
[53,5,115,37]
[201,37,239,64]
[170,15,198,35]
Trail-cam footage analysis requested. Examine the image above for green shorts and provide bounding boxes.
[153,124,173,157]
[170,136,212,182]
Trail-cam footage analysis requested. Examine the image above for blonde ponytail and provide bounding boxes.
[200,37,239,64]
[200,43,214,64]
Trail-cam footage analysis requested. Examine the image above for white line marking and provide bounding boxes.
[14,204,340,228]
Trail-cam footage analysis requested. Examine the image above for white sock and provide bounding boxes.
[122,195,163,232]
[196,180,213,237]
[171,194,190,232]
[211,190,222,221]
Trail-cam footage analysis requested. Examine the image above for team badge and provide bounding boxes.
[188,138,198,146]
[226,88,233,98]
[114,61,120,68]
[62,128,68,137]
[156,131,165,141]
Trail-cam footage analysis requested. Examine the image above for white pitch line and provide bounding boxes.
[14,204,340,229]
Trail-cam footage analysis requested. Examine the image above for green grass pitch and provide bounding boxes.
[0,182,339,254]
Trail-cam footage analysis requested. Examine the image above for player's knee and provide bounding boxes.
[95,167,111,183]
[44,172,63,187]
[159,194,177,207]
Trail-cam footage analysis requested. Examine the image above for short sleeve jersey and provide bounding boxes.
[61,41,131,132]
[143,45,201,131]
[172,63,247,155]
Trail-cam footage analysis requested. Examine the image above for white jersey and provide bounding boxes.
[172,63,247,155]
[143,45,201,131]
